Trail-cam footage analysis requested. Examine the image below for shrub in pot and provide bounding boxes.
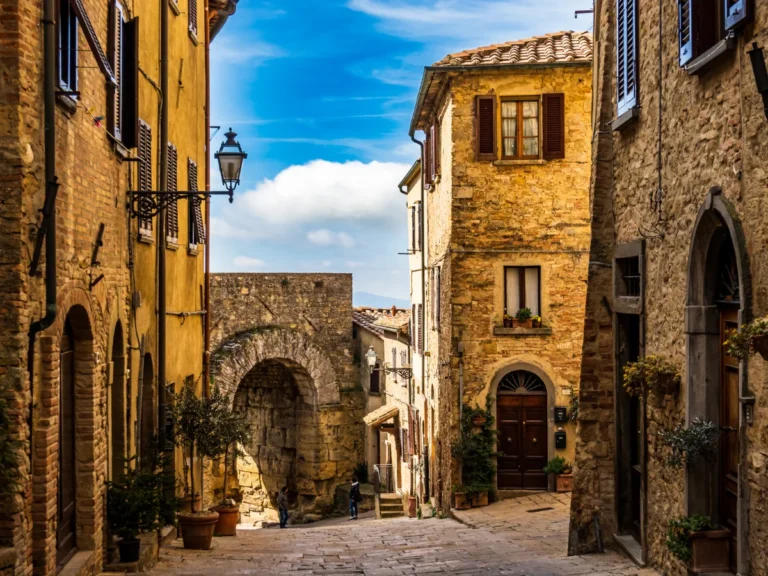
[666,515,730,573]
[622,355,681,398]
[503,314,513,328]
[531,315,542,328]
[543,456,573,492]
[107,464,177,563]
[725,317,768,359]
[452,485,471,510]
[514,307,533,329]
[452,399,497,509]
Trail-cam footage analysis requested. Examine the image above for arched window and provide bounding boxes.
[498,370,546,394]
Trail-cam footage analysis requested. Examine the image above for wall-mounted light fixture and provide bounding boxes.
[365,346,413,379]
[748,43,768,121]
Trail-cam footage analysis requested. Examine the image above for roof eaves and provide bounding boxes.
[398,159,422,192]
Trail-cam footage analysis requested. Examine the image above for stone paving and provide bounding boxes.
[148,493,660,575]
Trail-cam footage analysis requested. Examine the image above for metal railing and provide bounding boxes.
[373,464,394,495]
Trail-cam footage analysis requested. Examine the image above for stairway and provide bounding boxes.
[377,493,405,519]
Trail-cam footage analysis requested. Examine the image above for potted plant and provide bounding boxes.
[725,317,768,359]
[208,392,251,537]
[531,315,542,328]
[543,456,573,492]
[407,495,418,518]
[503,314,513,328]
[514,307,533,328]
[451,400,497,510]
[666,514,730,573]
[659,418,718,468]
[168,383,221,550]
[468,484,489,507]
[107,465,177,563]
[452,485,471,510]
[471,413,487,427]
[622,355,681,398]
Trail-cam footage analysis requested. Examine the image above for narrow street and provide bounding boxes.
[147,495,658,575]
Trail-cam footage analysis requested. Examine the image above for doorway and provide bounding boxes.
[57,320,77,568]
[496,370,548,490]
[616,313,643,544]
[110,322,126,479]
[140,353,156,470]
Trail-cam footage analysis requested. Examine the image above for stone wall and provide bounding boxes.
[208,274,364,519]
[423,64,593,509]
[570,1,768,574]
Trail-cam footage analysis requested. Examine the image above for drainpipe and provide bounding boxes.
[203,0,211,397]
[27,0,60,462]
[410,133,426,502]
[157,0,169,456]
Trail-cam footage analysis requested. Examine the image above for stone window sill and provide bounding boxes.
[685,36,735,75]
[113,140,131,160]
[187,244,199,256]
[494,326,552,336]
[56,93,78,115]
[166,238,179,250]
[493,159,547,167]
[189,30,199,46]
[138,231,154,244]
[611,106,640,132]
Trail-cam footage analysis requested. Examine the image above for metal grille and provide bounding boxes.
[498,370,546,394]
[716,242,740,303]
[616,256,640,297]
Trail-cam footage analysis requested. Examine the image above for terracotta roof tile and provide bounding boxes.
[353,307,411,336]
[434,31,592,68]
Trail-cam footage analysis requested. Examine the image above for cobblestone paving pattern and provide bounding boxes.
[148,494,660,575]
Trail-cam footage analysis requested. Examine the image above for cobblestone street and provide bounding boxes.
[148,494,659,575]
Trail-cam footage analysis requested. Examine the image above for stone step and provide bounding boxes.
[380,510,404,518]
[380,505,403,512]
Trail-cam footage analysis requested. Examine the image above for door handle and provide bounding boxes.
[507,437,512,442]
[532,438,537,444]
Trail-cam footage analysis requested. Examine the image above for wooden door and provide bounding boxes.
[497,394,547,490]
[720,308,739,573]
[57,332,77,567]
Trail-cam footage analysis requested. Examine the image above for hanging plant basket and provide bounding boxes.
[622,355,681,398]
[724,317,768,359]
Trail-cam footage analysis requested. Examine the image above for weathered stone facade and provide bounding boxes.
[569,1,768,575]
[411,36,593,510]
[208,274,364,520]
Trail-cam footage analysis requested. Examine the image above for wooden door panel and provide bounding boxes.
[497,392,547,491]
[58,346,77,566]
[720,309,739,574]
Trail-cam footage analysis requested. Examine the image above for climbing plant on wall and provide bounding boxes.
[451,396,498,497]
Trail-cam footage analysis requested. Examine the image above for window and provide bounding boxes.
[58,0,78,92]
[504,266,540,317]
[187,159,204,248]
[370,364,380,394]
[616,0,638,114]
[166,143,179,245]
[138,120,153,237]
[188,0,198,38]
[616,257,640,297]
[678,0,748,67]
[613,240,644,315]
[424,121,440,185]
[109,2,139,147]
[501,100,539,159]
[410,204,422,252]
[431,266,441,330]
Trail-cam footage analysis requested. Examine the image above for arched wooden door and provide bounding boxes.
[497,370,548,490]
[57,320,77,567]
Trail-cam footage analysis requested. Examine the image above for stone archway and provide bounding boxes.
[685,188,751,574]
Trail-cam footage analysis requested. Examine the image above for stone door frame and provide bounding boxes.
[685,188,753,575]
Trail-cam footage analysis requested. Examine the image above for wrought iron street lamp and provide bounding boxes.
[128,128,248,218]
[365,346,413,379]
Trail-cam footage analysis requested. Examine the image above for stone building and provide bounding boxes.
[207,274,364,522]
[353,307,416,503]
[408,31,593,510]
[0,0,234,573]
[569,1,768,575]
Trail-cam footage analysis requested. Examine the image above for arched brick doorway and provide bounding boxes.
[109,321,126,479]
[232,358,318,516]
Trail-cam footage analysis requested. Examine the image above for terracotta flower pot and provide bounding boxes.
[521,318,533,328]
[690,529,730,573]
[471,491,488,507]
[555,473,573,493]
[532,320,542,328]
[117,537,141,563]
[512,319,521,328]
[407,496,418,518]
[213,505,240,536]
[503,318,511,327]
[453,492,471,510]
[178,511,219,550]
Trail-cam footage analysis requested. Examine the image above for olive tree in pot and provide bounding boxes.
[106,464,178,563]
[168,383,222,550]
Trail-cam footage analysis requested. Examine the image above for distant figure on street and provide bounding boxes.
[277,486,289,529]
[349,476,362,520]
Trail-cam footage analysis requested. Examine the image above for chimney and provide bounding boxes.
[391,305,397,316]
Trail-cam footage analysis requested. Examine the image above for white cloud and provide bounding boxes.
[232,256,266,270]
[346,261,366,268]
[307,229,356,248]
[217,160,411,238]
[212,38,285,64]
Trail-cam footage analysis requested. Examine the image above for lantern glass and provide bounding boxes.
[365,346,378,370]
[214,129,248,193]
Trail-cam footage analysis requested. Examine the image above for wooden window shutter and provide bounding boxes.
[70,0,116,85]
[411,206,416,251]
[417,303,423,355]
[436,266,441,327]
[434,121,441,177]
[678,0,694,66]
[121,17,139,148]
[417,203,423,251]
[429,124,437,182]
[108,1,124,141]
[542,94,565,160]
[424,130,432,185]
[475,96,496,161]
[188,0,197,37]
[166,144,178,241]
[724,0,749,30]
[188,160,205,245]
[138,121,153,233]
[617,0,638,113]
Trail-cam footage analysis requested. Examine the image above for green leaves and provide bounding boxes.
[666,514,715,562]
[452,398,498,496]
[622,355,681,398]
[724,317,768,359]
[543,455,571,475]
[659,418,718,468]
[107,466,179,539]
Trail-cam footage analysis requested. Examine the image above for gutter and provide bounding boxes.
[398,159,421,194]
[210,0,238,41]
[409,61,592,136]
[203,0,211,396]
[28,0,60,462]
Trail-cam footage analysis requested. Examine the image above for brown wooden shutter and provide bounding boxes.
[417,303,423,355]
[424,130,432,185]
[411,206,416,251]
[429,124,436,182]
[475,96,496,161]
[121,17,139,148]
[434,121,441,177]
[108,1,123,141]
[166,144,178,241]
[188,0,198,36]
[542,94,565,160]
[70,0,116,85]
[188,160,205,244]
[138,121,153,233]
[417,203,423,251]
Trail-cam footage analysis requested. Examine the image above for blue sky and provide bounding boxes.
[208,0,589,303]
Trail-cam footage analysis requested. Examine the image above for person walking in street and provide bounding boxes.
[349,476,362,520]
[277,486,289,529]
